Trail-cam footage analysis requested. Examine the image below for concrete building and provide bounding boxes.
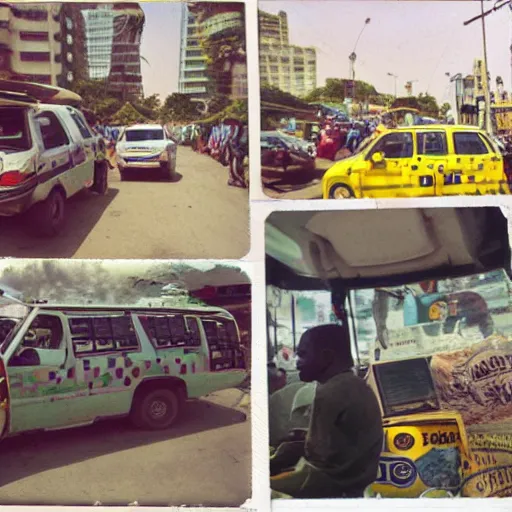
[258,9,317,98]
[0,3,73,86]
[178,3,209,100]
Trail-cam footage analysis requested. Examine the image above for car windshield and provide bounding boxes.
[125,129,164,142]
[267,269,512,369]
[0,107,31,152]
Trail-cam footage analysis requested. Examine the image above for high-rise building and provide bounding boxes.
[81,5,115,80]
[258,9,316,98]
[0,3,77,87]
[258,9,288,46]
[178,3,209,100]
[179,2,247,102]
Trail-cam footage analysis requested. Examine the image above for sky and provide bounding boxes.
[139,2,183,99]
[260,0,512,105]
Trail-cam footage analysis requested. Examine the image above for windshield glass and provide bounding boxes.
[351,269,511,364]
[125,129,164,142]
[0,302,30,353]
[0,107,31,152]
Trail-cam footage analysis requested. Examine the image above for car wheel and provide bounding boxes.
[94,161,109,195]
[161,162,174,182]
[329,184,354,199]
[29,188,66,237]
[119,166,128,181]
[130,388,181,430]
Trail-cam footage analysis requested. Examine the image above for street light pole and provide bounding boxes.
[479,0,493,134]
[388,72,398,97]
[348,18,370,99]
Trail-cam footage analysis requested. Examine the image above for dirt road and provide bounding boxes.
[0,147,249,259]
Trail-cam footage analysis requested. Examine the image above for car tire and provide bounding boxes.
[119,166,128,181]
[130,387,181,430]
[329,184,354,199]
[161,162,174,182]
[93,161,109,195]
[29,188,66,237]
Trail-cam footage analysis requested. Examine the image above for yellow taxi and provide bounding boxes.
[322,125,511,199]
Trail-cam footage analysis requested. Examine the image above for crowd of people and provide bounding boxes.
[180,120,249,189]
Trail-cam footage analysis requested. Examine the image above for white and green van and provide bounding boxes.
[0,290,247,436]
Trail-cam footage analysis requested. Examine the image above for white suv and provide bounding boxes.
[115,124,178,181]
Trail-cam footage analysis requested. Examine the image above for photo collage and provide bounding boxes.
[0,0,511,511]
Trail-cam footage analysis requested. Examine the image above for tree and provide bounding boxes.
[160,93,199,123]
[141,93,161,111]
[304,78,379,104]
[416,92,440,117]
[110,102,148,126]
[440,102,451,117]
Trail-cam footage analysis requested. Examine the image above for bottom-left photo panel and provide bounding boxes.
[0,259,251,507]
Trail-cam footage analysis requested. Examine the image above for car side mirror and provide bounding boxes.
[371,151,385,164]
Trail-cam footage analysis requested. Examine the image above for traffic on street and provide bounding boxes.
[259,1,512,200]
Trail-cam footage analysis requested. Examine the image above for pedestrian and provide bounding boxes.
[270,324,383,499]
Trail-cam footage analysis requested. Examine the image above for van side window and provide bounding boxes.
[68,315,139,355]
[370,132,413,159]
[417,132,447,156]
[139,314,200,348]
[453,132,489,155]
[22,314,63,350]
[36,111,70,150]
[185,317,202,346]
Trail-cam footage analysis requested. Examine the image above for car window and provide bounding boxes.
[370,132,413,159]
[453,132,489,155]
[22,314,63,350]
[0,107,31,151]
[125,129,164,142]
[417,131,447,156]
[69,109,93,139]
[36,111,70,150]
[68,315,139,355]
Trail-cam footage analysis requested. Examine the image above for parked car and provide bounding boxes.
[322,124,510,199]
[0,80,108,237]
[261,131,316,172]
[115,124,177,181]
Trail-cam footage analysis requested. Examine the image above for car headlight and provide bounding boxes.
[159,150,169,161]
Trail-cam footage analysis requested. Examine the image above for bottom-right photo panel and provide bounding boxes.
[266,206,512,500]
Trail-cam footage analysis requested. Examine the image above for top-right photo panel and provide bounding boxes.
[259,1,512,200]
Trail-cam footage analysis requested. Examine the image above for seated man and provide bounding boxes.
[271,324,383,499]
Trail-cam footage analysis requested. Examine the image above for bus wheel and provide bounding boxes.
[130,388,181,430]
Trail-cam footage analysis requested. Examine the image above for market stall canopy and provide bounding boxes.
[0,80,82,106]
[266,208,510,290]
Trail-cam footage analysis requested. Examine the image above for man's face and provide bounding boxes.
[296,333,325,383]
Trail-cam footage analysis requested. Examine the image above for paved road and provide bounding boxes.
[0,389,250,507]
[0,147,249,259]
[262,158,330,200]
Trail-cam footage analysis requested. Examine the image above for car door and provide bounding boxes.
[5,311,84,434]
[447,131,488,195]
[362,132,414,197]
[414,130,449,196]
[34,109,77,197]
[479,131,506,193]
[66,108,97,189]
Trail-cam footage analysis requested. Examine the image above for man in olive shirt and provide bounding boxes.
[271,324,383,498]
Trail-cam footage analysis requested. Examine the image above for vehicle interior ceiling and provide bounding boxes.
[266,207,511,294]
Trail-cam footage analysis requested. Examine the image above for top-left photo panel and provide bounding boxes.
[0,2,249,259]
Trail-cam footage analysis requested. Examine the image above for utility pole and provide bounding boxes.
[463,0,506,134]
